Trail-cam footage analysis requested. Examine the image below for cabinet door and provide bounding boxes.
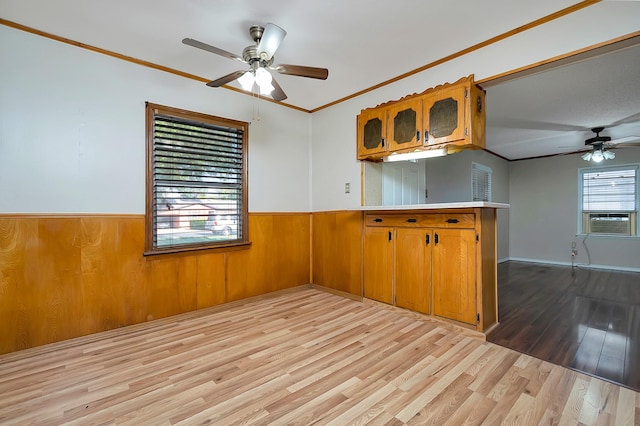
[387,98,423,152]
[432,228,476,324]
[357,108,387,159]
[395,228,431,314]
[423,85,467,146]
[363,227,393,304]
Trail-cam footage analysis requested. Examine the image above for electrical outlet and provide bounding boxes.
[344,183,350,193]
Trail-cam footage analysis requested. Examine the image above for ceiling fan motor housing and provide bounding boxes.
[585,126,612,146]
[242,45,274,68]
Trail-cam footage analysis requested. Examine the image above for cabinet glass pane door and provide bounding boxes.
[430,98,458,138]
[394,109,416,143]
[388,98,422,151]
[424,87,466,145]
[357,109,387,159]
[363,118,383,150]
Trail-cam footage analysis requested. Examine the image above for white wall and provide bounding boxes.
[2,4,639,269]
[310,3,639,212]
[309,3,638,269]
[426,150,510,261]
[0,26,312,214]
[509,149,640,270]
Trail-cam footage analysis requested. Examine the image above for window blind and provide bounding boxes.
[472,163,492,202]
[152,113,245,249]
[582,168,637,212]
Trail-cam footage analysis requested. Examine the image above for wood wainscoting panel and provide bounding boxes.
[0,212,311,355]
[195,253,226,309]
[226,213,311,302]
[0,217,82,352]
[80,216,148,331]
[311,211,363,296]
[146,256,198,321]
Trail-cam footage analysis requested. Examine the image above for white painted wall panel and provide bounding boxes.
[0,26,311,214]
[509,150,640,270]
[310,4,639,212]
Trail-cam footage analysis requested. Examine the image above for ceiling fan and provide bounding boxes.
[183,23,329,102]
[581,126,640,162]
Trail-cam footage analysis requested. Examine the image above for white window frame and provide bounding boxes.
[578,164,639,237]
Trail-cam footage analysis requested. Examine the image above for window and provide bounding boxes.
[145,103,249,254]
[579,165,638,236]
[472,162,492,202]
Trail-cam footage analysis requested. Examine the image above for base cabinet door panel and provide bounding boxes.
[432,228,476,324]
[395,228,431,314]
[363,227,393,304]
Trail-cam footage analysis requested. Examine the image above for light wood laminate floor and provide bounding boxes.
[0,288,638,425]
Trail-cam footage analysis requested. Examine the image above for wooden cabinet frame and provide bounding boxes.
[362,208,497,333]
[356,75,486,161]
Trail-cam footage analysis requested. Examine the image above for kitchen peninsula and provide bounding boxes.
[360,202,508,333]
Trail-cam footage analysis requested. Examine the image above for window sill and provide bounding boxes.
[575,233,639,240]
[144,240,252,257]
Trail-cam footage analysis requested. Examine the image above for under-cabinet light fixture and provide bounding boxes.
[384,148,448,162]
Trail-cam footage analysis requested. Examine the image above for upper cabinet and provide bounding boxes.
[357,75,485,161]
[386,97,423,152]
[423,85,466,146]
[357,107,387,159]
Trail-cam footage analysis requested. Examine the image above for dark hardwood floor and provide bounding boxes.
[487,261,640,391]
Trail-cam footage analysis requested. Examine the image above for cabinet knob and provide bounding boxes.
[434,233,439,245]
[407,218,417,223]
[373,218,383,223]
[445,218,459,224]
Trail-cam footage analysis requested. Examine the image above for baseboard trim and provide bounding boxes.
[310,284,363,302]
[505,257,640,273]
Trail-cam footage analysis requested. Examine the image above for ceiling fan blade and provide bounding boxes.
[270,77,287,101]
[606,135,640,146]
[275,64,329,80]
[206,70,246,87]
[182,38,244,62]
[609,111,640,127]
[257,23,286,60]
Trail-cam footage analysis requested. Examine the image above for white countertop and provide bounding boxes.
[357,202,510,211]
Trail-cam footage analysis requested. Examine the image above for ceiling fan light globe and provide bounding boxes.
[255,67,273,86]
[591,150,605,163]
[238,71,255,91]
[582,152,592,161]
[603,150,615,160]
[259,82,275,96]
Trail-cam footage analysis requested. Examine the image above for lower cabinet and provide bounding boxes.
[363,226,434,315]
[363,227,393,304]
[431,228,476,324]
[362,209,497,332]
[395,228,431,314]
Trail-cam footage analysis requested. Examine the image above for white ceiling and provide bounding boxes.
[1,0,639,160]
